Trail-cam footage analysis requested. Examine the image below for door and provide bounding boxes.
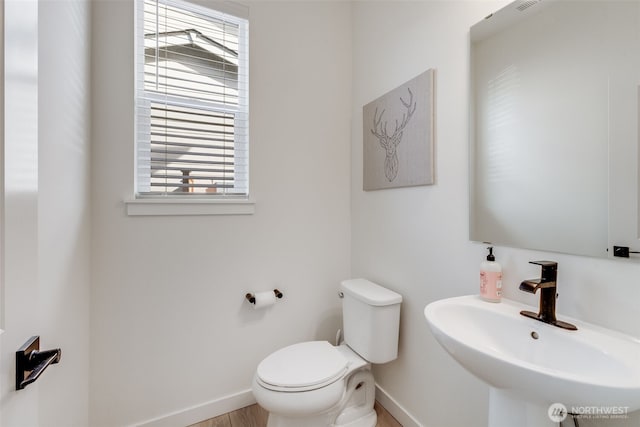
[1,0,41,425]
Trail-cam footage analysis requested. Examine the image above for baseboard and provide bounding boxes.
[133,389,256,427]
[375,383,423,427]
[133,383,418,427]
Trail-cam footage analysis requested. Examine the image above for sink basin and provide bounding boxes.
[425,295,640,425]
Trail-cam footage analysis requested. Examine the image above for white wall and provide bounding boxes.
[90,1,352,426]
[351,2,640,427]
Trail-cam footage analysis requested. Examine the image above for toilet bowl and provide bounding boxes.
[252,341,375,427]
[252,279,402,427]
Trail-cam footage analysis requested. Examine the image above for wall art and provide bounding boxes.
[363,69,435,190]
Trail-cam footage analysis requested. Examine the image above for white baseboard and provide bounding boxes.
[375,383,423,427]
[132,384,419,427]
[133,389,256,427]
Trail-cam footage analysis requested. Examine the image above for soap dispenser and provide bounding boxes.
[480,246,502,302]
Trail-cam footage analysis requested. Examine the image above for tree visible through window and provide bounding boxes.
[135,0,249,196]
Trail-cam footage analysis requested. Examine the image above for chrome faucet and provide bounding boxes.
[519,261,577,330]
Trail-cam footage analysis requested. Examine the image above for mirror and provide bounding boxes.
[470,0,640,258]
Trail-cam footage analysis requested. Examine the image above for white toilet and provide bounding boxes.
[252,278,402,427]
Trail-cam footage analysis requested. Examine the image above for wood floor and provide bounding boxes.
[187,401,402,427]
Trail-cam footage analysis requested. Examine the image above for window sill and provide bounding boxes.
[125,198,255,216]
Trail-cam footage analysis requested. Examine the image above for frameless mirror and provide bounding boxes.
[470,0,640,259]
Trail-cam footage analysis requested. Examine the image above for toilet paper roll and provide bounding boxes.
[252,291,277,309]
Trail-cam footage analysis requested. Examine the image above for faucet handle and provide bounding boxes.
[529,260,557,268]
[529,260,557,281]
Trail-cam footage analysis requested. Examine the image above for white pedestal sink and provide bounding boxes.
[424,295,640,427]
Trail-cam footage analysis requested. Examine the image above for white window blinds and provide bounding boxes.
[135,0,249,197]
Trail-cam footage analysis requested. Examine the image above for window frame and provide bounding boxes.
[129,0,252,215]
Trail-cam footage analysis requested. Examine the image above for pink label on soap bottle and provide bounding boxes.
[480,271,503,301]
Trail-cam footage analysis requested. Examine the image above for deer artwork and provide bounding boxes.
[370,88,417,182]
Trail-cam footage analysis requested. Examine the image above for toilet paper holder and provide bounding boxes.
[245,289,283,304]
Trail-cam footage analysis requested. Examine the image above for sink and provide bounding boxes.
[424,295,640,426]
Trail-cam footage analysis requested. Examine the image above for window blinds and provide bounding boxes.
[135,0,249,196]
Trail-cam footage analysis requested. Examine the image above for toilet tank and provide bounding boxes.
[340,279,402,364]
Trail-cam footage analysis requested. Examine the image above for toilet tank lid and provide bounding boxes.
[340,279,402,306]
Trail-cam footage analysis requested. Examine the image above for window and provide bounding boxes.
[135,0,248,198]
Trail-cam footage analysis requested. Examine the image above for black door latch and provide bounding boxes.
[16,336,61,390]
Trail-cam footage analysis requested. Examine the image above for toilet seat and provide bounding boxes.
[256,341,348,392]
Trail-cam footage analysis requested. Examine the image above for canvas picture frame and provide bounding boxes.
[363,69,436,191]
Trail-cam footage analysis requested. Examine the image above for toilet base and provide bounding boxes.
[339,411,377,427]
[264,369,377,427]
[266,410,376,427]
[266,406,376,427]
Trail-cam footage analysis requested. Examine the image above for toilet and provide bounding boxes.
[252,278,402,427]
